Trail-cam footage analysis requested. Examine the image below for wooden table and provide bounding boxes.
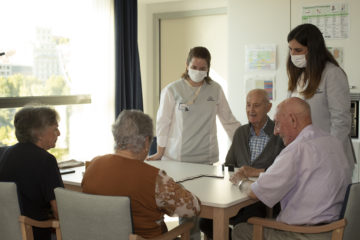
[61,161,256,240]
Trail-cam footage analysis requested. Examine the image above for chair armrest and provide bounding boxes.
[248,217,346,234]
[129,221,194,240]
[19,216,62,240]
[19,216,60,228]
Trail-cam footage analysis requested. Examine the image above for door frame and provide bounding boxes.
[152,8,227,102]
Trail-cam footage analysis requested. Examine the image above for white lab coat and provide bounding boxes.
[156,78,240,164]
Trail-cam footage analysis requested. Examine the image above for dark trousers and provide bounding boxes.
[33,227,52,240]
[200,202,273,240]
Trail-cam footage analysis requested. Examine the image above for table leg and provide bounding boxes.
[213,208,229,240]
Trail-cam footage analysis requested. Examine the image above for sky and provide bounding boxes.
[0,0,82,65]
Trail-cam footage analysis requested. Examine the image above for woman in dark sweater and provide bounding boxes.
[0,106,64,240]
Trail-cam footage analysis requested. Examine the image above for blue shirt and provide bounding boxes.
[249,120,270,163]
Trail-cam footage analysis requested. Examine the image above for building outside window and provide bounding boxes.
[0,0,115,162]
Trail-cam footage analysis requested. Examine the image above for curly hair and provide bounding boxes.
[112,110,153,154]
[14,106,59,143]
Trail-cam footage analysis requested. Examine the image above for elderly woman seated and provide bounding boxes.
[0,106,64,240]
[82,110,201,238]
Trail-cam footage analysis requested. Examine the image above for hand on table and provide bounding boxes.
[230,169,247,185]
[146,152,163,161]
[230,165,264,185]
[146,146,165,161]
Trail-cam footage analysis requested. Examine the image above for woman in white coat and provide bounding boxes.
[148,46,240,165]
[287,23,355,170]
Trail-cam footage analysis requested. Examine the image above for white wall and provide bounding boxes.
[228,0,291,123]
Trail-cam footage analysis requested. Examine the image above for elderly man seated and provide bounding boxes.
[200,89,284,239]
[232,97,352,240]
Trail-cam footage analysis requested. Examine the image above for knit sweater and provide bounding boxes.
[225,117,284,169]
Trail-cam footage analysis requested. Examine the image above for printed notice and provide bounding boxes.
[302,3,349,39]
[245,45,276,71]
[327,47,343,66]
[245,74,275,100]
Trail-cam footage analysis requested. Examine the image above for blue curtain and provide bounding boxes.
[114,0,143,117]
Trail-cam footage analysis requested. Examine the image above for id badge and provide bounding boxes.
[178,103,190,111]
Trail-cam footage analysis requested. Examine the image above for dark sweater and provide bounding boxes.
[225,117,284,169]
[0,142,64,240]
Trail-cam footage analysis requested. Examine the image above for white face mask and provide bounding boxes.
[291,54,307,68]
[188,68,207,83]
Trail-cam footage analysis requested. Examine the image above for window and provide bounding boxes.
[0,0,115,161]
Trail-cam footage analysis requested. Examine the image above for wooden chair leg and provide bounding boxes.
[252,224,263,240]
[20,223,35,240]
[181,231,190,240]
[331,227,344,240]
[55,227,62,240]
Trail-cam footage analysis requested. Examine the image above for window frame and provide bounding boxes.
[0,95,91,108]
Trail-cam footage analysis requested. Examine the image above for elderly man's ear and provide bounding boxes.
[289,113,298,128]
[266,102,272,113]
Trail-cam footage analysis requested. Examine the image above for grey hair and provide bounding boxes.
[14,106,59,143]
[112,110,153,154]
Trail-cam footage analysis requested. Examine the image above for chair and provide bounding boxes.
[149,136,157,155]
[342,182,360,240]
[0,182,60,240]
[247,183,360,240]
[55,188,193,240]
[0,146,8,161]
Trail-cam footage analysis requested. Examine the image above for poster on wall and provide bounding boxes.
[302,3,349,39]
[245,74,275,100]
[327,47,343,66]
[245,44,276,71]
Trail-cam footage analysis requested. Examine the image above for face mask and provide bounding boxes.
[291,54,307,68]
[188,68,207,83]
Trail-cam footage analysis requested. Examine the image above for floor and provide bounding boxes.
[165,216,206,239]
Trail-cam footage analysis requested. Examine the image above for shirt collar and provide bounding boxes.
[250,118,269,136]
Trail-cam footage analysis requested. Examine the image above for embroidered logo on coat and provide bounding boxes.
[315,88,323,93]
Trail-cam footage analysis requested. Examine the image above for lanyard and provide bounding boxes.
[184,80,202,106]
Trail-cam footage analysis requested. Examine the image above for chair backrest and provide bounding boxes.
[341,182,360,240]
[149,136,157,155]
[0,146,9,162]
[0,182,23,240]
[55,188,133,240]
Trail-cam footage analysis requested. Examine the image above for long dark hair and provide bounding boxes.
[181,46,213,84]
[287,23,340,98]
